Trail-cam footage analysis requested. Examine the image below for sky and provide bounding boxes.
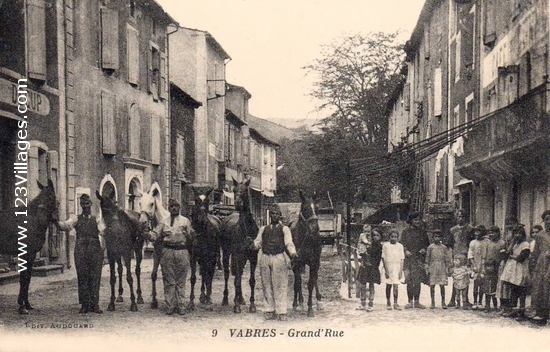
[157,0,426,124]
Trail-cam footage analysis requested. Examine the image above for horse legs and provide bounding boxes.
[189,255,197,310]
[222,248,230,306]
[204,256,216,305]
[124,255,137,312]
[248,256,257,313]
[315,281,324,310]
[135,247,144,304]
[233,273,242,313]
[307,265,319,317]
[108,258,117,311]
[116,257,124,302]
[233,258,244,313]
[150,251,161,309]
[292,265,303,311]
[17,256,34,314]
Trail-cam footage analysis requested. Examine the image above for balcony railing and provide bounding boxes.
[456,85,547,169]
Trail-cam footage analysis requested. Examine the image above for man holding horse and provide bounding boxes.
[146,197,195,316]
[56,193,105,314]
[253,203,298,321]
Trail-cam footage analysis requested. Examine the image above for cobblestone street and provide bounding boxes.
[1,248,549,352]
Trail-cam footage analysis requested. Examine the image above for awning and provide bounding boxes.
[455,178,473,187]
[250,186,262,193]
[262,190,275,197]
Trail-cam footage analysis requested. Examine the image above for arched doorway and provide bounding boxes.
[128,177,142,212]
[102,181,116,200]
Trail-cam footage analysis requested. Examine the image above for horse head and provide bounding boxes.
[138,186,159,222]
[137,183,169,234]
[34,179,58,225]
[232,177,251,213]
[298,190,320,235]
[192,186,212,216]
[95,190,118,222]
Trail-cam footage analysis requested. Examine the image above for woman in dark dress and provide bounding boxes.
[401,212,430,309]
[357,230,383,311]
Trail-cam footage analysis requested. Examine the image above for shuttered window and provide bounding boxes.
[403,83,411,111]
[101,91,116,155]
[151,114,160,165]
[434,68,442,117]
[127,25,139,85]
[176,134,185,175]
[455,32,461,83]
[129,104,140,157]
[159,52,168,100]
[27,0,46,81]
[100,8,119,70]
[484,0,496,45]
[148,43,160,100]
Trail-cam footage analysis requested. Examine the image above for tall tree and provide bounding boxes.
[305,31,404,147]
[302,31,405,204]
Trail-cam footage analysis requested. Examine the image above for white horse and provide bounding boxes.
[137,182,169,309]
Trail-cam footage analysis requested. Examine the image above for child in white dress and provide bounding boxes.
[382,229,405,310]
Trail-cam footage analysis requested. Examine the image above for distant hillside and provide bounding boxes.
[246,114,302,144]
[265,117,321,131]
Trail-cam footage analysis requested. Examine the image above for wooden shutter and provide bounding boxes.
[101,91,116,155]
[27,0,46,81]
[464,13,474,66]
[455,32,461,82]
[127,26,139,85]
[100,8,119,70]
[484,0,496,45]
[434,68,442,117]
[151,114,160,165]
[403,83,411,111]
[159,52,168,100]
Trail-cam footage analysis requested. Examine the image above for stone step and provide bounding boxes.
[34,258,48,267]
[32,264,64,277]
[0,270,19,285]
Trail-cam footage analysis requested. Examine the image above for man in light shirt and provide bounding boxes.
[147,198,195,316]
[253,203,298,321]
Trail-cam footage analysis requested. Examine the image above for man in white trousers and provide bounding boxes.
[253,203,298,321]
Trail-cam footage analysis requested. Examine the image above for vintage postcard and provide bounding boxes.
[1,0,550,351]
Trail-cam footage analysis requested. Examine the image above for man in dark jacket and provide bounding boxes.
[57,194,104,314]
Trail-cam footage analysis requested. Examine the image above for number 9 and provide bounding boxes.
[212,329,218,337]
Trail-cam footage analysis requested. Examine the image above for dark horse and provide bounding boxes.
[290,190,323,317]
[137,183,168,309]
[189,186,221,309]
[220,178,259,313]
[0,179,57,314]
[96,190,143,312]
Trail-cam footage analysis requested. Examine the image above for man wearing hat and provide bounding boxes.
[57,193,105,314]
[147,197,195,315]
[252,203,298,321]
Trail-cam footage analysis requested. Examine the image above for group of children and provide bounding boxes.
[355,210,550,324]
